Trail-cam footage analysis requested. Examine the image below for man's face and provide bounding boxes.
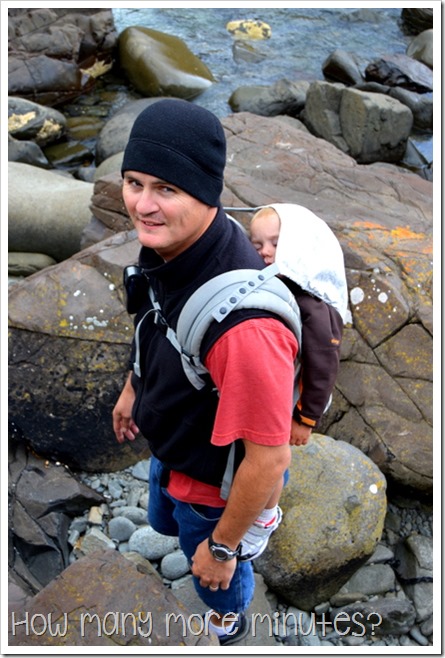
[122,171,216,261]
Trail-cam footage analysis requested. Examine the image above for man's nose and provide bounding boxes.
[136,188,159,214]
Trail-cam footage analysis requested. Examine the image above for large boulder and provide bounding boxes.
[118,26,214,100]
[219,112,432,493]
[303,81,413,163]
[255,435,387,611]
[8,231,150,472]
[9,435,105,595]
[8,8,117,106]
[8,162,93,261]
[8,550,219,647]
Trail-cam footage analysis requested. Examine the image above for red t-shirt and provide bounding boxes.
[167,318,298,506]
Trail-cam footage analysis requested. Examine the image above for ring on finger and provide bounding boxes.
[209,584,219,591]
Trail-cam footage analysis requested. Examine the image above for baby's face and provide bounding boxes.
[250,211,280,265]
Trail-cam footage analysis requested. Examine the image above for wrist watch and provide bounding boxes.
[208,534,241,561]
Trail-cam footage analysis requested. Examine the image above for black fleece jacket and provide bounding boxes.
[128,207,284,487]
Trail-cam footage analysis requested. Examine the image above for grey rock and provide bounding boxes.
[132,460,151,482]
[394,533,433,580]
[331,598,416,636]
[255,436,387,610]
[108,517,136,542]
[112,506,148,525]
[406,29,433,69]
[78,527,116,554]
[128,526,178,560]
[341,564,396,597]
[8,162,93,261]
[160,550,190,580]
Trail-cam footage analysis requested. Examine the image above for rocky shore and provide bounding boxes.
[8,7,434,650]
[69,457,433,648]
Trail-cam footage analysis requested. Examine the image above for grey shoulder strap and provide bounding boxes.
[176,263,302,389]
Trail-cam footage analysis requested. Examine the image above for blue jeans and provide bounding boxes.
[148,457,255,614]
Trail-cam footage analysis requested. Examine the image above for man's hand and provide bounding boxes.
[112,373,140,443]
[191,538,237,591]
[290,419,312,446]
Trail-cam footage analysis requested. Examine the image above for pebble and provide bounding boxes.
[73,458,433,648]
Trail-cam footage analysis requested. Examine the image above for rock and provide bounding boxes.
[330,598,416,636]
[254,435,387,610]
[8,230,151,472]
[406,30,433,69]
[388,87,433,131]
[8,162,93,261]
[232,40,267,64]
[365,54,433,94]
[78,527,116,555]
[322,49,366,86]
[401,9,433,35]
[339,563,396,596]
[89,172,132,235]
[229,79,310,117]
[8,8,117,105]
[8,135,51,169]
[8,437,104,595]
[128,526,178,561]
[8,252,57,278]
[43,140,94,172]
[8,97,66,146]
[394,534,433,581]
[8,550,219,646]
[94,152,125,179]
[118,26,214,100]
[161,550,190,580]
[108,516,136,541]
[226,19,271,40]
[220,111,432,492]
[112,506,148,525]
[304,82,413,163]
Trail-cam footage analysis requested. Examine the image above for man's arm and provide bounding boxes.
[191,439,291,589]
[112,372,140,443]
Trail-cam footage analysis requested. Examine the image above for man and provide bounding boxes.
[112,99,297,645]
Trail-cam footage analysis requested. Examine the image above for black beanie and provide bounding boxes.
[121,99,226,207]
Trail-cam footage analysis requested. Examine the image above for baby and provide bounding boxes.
[239,203,347,560]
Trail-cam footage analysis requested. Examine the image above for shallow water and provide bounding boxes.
[112,7,411,118]
[111,7,431,163]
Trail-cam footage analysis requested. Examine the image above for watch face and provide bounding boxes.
[212,546,230,561]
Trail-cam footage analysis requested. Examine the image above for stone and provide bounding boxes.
[108,517,137,542]
[401,9,433,35]
[8,550,219,646]
[340,564,396,596]
[112,506,148,526]
[8,231,151,473]
[8,438,105,594]
[340,88,413,163]
[8,96,66,145]
[118,27,214,100]
[229,79,310,117]
[8,9,117,106]
[330,598,416,636]
[8,162,93,261]
[322,49,366,86]
[394,534,433,580]
[160,551,190,580]
[254,435,387,610]
[226,19,271,40]
[406,30,433,69]
[8,252,57,278]
[365,54,433,93]
[128,526,178,561]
